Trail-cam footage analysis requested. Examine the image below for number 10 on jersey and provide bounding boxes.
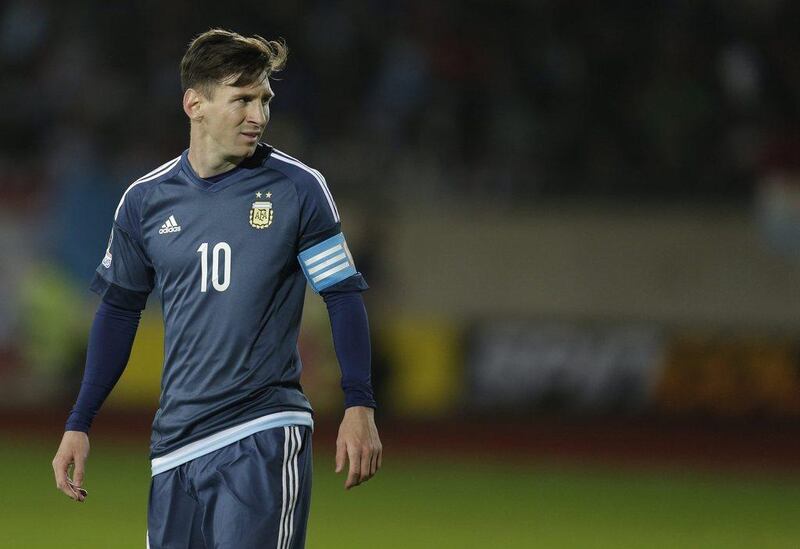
[197,242,231,292]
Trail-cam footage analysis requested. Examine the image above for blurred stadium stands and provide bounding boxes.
[1,0,800,464]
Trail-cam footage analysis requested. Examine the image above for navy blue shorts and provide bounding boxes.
[147,425,312,549]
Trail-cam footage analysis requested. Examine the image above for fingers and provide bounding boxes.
[359,446,371,483]
[52,454,66,488]
[52,456,83,502]
[72,457,85,489]
[345,445,361,490]
[52,456,71,499]
[335,408,383,490]
[68,480,88,501]
[370,438,383,478]
[340,439,382,490]
[71,456,87,502]
[335,438,346,474]
[370,446,380,476]
[53,431,90,502]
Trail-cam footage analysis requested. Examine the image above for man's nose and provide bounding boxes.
[248,103,267,127]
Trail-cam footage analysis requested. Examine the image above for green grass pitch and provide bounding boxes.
[2,434,799,548]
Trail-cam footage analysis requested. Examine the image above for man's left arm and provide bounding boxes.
[322,288,382,490]
[291,165,382,489]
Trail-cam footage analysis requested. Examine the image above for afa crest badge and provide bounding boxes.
[249,199,273,229]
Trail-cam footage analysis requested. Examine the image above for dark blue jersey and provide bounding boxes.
[90,144,367,473]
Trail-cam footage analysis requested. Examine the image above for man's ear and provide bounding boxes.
[183,88,204,122]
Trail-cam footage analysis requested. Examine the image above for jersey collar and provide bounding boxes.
[179,143,274,193]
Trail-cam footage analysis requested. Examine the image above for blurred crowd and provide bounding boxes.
[3,0,800,213]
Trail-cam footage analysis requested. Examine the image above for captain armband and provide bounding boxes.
[298,233,358,293]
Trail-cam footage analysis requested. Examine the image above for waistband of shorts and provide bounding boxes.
[151,410,314,476]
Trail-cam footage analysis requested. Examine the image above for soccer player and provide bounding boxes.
[51,29,382,548]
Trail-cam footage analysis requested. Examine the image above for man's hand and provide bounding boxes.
[335,406,382,490]
[52,431,90,502]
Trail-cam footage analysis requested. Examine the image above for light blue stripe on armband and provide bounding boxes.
[298,233,357,292]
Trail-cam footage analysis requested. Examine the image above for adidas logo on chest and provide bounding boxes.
[159,215,182,234]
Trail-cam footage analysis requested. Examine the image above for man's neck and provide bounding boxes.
[187,131,243,178]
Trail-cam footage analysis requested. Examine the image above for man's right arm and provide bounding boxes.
[52,300,142,502]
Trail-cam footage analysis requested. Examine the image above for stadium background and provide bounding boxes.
[1,0,800,547]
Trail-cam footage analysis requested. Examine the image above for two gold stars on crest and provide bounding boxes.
[256,191,272,199]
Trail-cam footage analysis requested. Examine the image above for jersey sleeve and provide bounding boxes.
[89,185,154,310]
[295,169,368,294]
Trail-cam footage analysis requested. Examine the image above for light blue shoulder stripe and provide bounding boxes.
[150,411,313,476]
[114,156,181,221]
[271,150,340,222]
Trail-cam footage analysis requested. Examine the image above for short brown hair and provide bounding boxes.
[180,29,287,97]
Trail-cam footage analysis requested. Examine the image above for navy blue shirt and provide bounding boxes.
[90,144,367,459]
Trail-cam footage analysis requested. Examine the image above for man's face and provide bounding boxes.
[197,74,274,161]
